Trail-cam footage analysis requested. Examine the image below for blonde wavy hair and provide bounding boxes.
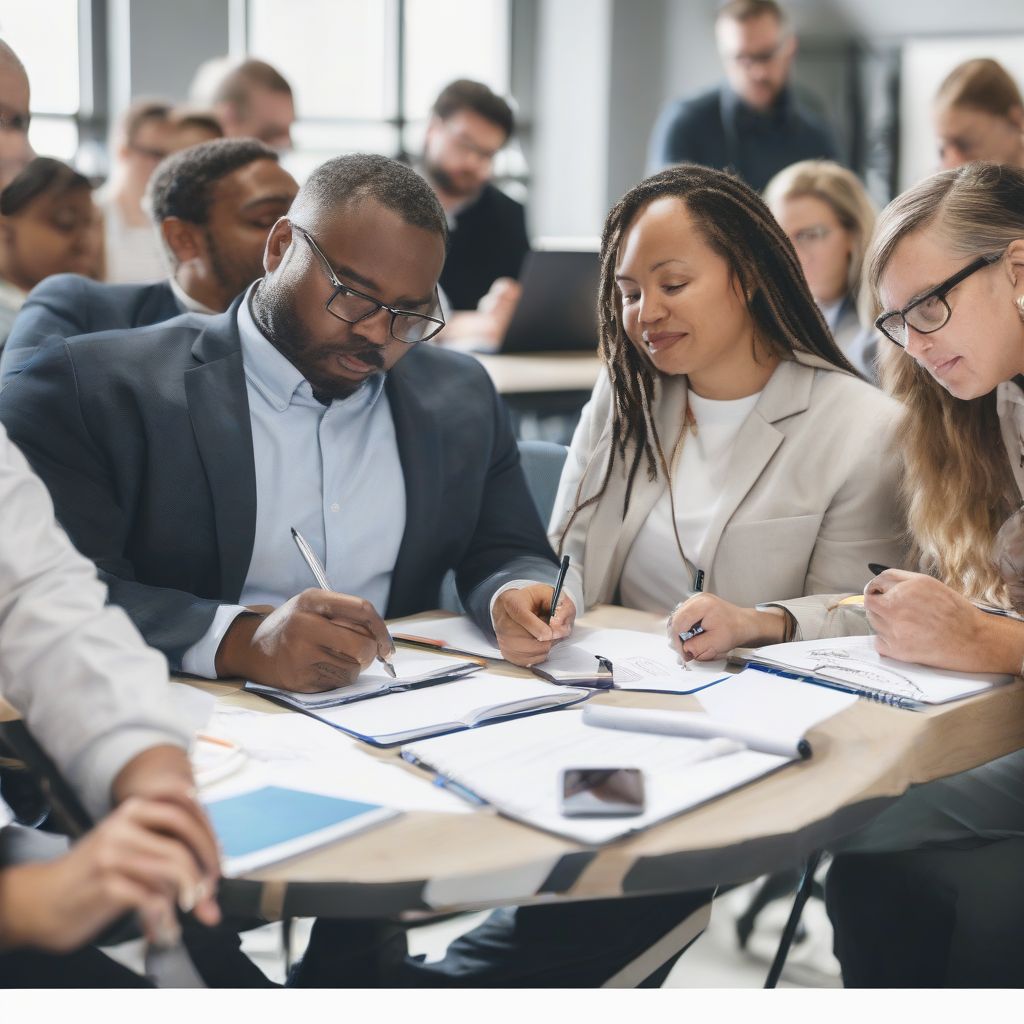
[868,162,1024,602]
[764,159,878,326]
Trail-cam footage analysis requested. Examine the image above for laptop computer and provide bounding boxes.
[500,249,601,354]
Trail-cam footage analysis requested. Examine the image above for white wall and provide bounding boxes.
[530,0,613,238]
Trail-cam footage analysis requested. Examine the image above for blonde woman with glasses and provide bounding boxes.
[764,159,880,379]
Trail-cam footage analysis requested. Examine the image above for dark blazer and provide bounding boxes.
[0,274,182,387]
[0,296,560,671]
[439,183,531,311]
[645,85,839,193]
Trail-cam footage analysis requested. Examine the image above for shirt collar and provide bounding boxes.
[168,275,219,315]
[722,83,794,127]
[236,282,386,413]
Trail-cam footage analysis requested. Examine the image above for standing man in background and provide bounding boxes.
[646,0,837,192]
[0,40,33,189]
[421,79,529,315]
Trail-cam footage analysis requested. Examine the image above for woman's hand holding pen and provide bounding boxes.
[668,594,788,663]
[492,585,576,667]
[863,569,1024,673]
[215,589,396,692]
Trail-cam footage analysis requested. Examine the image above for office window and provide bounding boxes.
[241,0,512,180]
[0,0,80,161]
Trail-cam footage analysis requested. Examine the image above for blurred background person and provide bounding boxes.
[933,58,1024,170]
[765,159,881,379]
[0,157,97,347]
[421,78,529,315]
[98,102,224,286]
[191,57,295,150]
[0,138,296,385]
[646,0,837,191]
[0,40,33,190]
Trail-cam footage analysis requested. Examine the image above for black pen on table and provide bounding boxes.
[290,526,398,678]
[547,554,571,625]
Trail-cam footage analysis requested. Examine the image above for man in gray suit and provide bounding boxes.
[0,137,298,386]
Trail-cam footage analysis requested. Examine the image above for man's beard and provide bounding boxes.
[250,277,385,404]
[205,230,265,307]
[423,153,480,201]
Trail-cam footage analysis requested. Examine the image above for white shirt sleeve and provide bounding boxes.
[180,604,249,679]
[0,426,191,820]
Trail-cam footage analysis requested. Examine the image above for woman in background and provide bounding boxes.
[0,157,98,347]
[933,57,1024,170]
[765,159,880,380]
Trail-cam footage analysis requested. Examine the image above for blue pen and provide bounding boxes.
[401,751,490,807]
[747,662,925,712]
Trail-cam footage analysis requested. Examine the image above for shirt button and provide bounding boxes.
[330,502,340,513]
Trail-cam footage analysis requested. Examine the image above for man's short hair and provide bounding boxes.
[431,79,514,138]
[214,59,293,114]
[167,108,224,140]
[290,153,447,242]
[119,98,172,148]
[716,0,787,26]
[147,137,278,225]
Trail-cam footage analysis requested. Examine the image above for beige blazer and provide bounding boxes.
[549,353,908,639]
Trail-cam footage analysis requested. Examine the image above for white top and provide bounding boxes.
[619,388,763,611]
[0,424,189,820]
[101,194,168,285]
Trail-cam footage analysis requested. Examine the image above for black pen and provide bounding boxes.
[679,568,706,643]
[868,563,891,576]
[290,526,398,679]
[547,554,571,624]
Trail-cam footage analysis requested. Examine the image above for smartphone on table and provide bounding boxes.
[559,767,645,817]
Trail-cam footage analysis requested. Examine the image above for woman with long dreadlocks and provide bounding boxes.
[548,163,906,662]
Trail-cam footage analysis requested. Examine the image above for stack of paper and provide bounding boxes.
[393,615,504,660]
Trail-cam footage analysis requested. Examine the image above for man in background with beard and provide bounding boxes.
[0,138,298,385]
[421,79,530,314]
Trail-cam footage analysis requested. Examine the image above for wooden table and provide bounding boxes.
[472,351,603,395]
[201,606,1024,923]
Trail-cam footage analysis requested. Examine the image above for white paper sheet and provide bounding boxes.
[198,704,471,814]
[544,627,730,692]
[403,709,788,844]
[392,615,504,660]
[753,635,1012,705]
[696,667,858,746]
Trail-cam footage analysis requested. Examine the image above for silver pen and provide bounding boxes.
[290,526,398,678]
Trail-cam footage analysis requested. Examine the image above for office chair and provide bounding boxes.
[438,439,568,612]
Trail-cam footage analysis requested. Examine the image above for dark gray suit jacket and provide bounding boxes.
[0,296,560,671]
[0,274,182,387]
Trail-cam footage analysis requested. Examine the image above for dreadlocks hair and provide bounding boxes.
[559,163,858,549]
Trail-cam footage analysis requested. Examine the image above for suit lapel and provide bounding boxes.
[184,300,257,602]
[699,359,816,586]
[385,357,442,614]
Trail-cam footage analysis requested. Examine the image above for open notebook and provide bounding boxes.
[392,615,504,661]
[244,648,482,710]
[751,634,1013,710]
[402,710,790,844]
[250,671,591,747]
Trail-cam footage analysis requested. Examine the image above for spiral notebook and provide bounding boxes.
[750,635,1013,710]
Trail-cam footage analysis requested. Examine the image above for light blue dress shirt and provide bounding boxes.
[181,289,405,677]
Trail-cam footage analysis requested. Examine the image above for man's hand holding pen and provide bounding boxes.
[215,589,397,692]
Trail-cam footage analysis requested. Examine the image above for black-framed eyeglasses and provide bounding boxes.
[875,250,1005,349]
[294,224,446,345]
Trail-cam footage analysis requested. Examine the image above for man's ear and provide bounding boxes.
[263,216,293,274]
[161,217,202,265]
